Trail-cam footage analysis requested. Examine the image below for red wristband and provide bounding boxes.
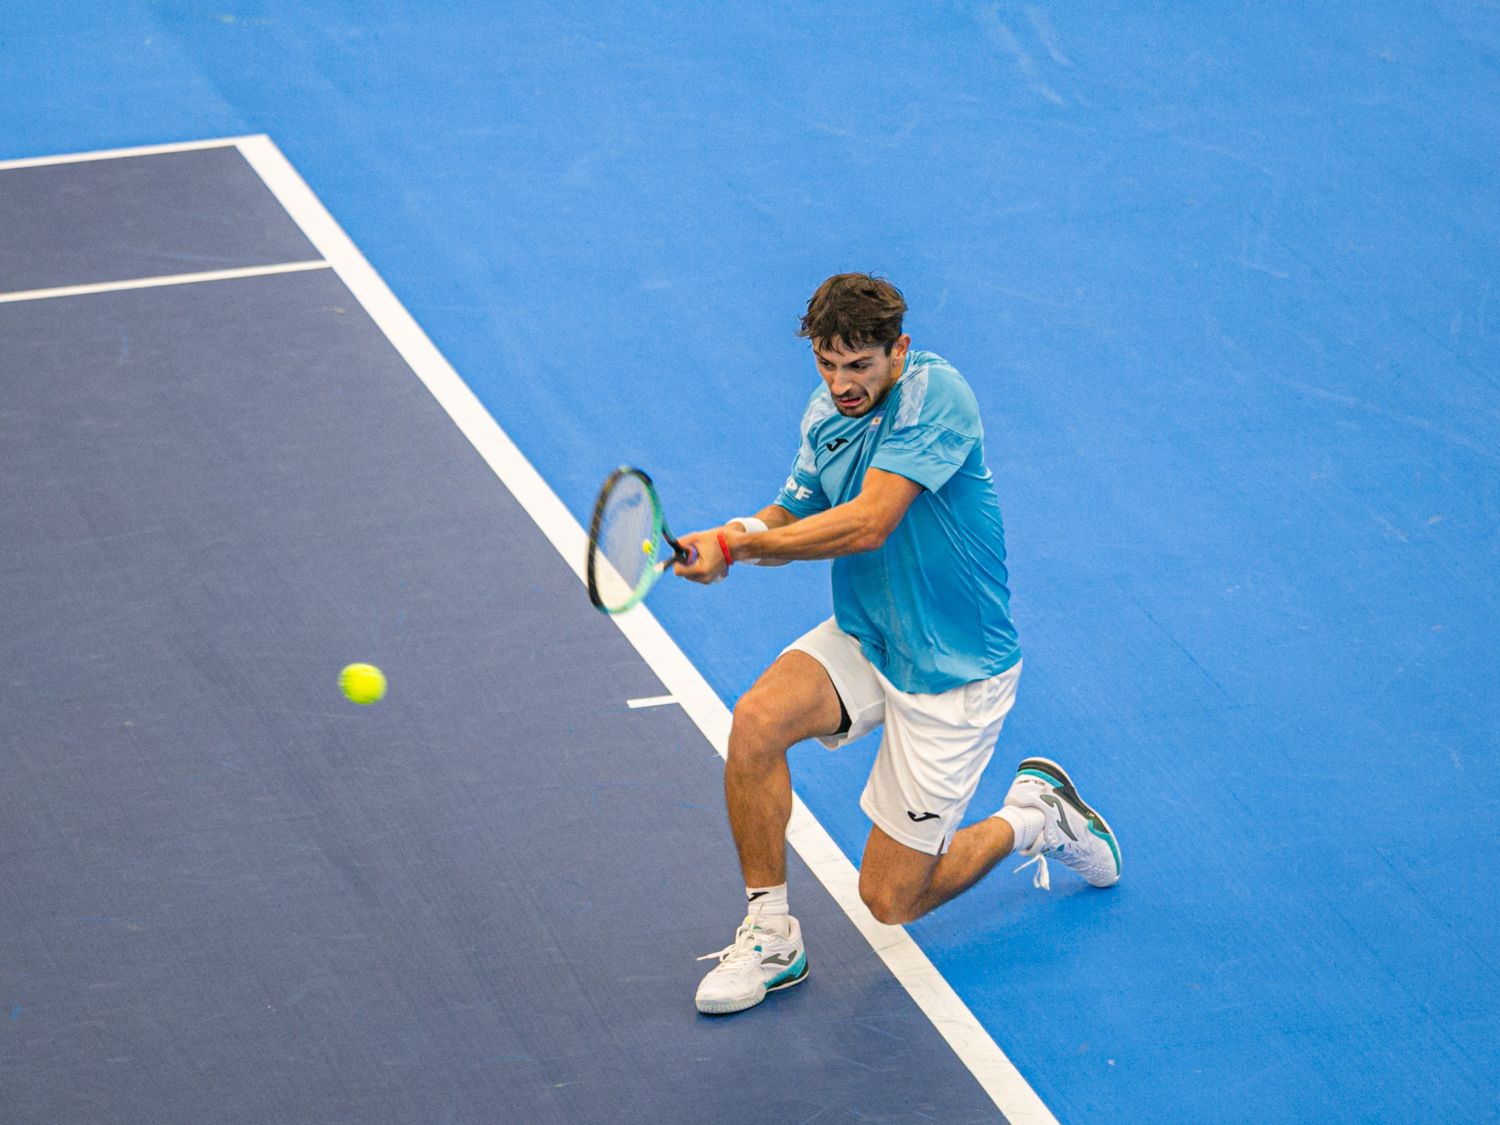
[716,530,734,567]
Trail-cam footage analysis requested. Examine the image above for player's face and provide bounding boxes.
[814,335,910,417]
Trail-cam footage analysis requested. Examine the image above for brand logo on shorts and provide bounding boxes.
[907,811,940,823]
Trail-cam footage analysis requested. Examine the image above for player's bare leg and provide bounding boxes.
[696,652,843,1014]
[858,819,1018,925]
[723,650,845,886]
[859,758,1124,925]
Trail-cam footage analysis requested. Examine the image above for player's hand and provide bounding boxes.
[674,529,731,584]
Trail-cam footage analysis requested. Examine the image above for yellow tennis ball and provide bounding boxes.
[339,663,386,705]
[642,538,653,555]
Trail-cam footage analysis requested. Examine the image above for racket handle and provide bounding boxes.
[684,544,698,565]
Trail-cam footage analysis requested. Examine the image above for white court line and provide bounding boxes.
[626,695,679,709]
[225,133,1057,1125]
[0,261,330,305]
[0,135,260,172]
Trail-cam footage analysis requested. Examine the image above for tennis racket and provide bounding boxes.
[585,466,698,614]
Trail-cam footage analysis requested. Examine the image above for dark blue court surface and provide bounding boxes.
[0,151,1010,1122]
[4,5,1500,1123]
[0,147,317,292]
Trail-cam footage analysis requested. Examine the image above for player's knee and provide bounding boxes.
[859,878,921,926]
[729,690,793,761]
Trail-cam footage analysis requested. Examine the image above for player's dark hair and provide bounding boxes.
[797,273,907,354]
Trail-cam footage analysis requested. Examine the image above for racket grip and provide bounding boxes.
[684,545,698,565]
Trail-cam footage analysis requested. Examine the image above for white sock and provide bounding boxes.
[745,884,789,932]
[994,806,1045,853]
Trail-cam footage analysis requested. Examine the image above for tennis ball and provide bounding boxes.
[339,662,386,705]
[642,538,654,555]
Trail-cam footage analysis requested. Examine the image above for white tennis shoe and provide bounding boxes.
[694,914,808,1015]
[1004,757,1122,889]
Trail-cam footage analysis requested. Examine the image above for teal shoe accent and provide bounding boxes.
[1090,821,1123,870]
[767,953,808,992]
[1017,766,1063,786]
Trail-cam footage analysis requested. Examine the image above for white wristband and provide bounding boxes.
[727,516,788,567]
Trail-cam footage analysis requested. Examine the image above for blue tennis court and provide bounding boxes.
[3,6,1497,1123]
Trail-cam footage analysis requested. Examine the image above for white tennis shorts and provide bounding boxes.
[783,617,1022,856]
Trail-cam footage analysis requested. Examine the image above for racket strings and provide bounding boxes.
[592,476,658,609]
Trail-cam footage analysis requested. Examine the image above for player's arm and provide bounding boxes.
[724,468,921,562]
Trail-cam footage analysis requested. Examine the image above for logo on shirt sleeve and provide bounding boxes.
[783,475,815,502]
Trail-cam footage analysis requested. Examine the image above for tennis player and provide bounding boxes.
[675,273,1122,1015]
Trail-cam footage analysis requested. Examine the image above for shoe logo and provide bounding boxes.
[761,952,797,967]
[823,437,850,454]
[747,890,769,903]
[907,810,940,823]
[1038,793,1077,841]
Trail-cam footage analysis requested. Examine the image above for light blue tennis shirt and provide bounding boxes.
[774,350,1020,694]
